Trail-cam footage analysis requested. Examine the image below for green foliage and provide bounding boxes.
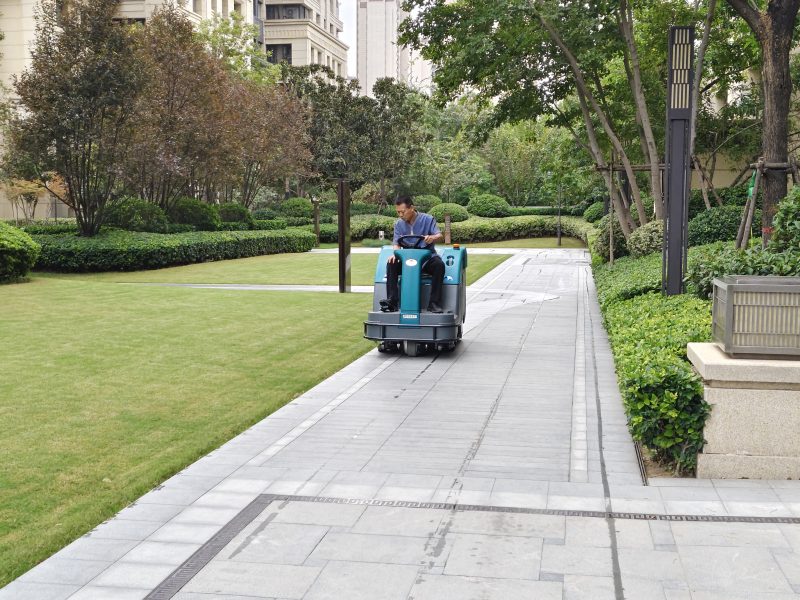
[449,215,594,243]
[252,208,277,220]
[591,215,628,263]
[360,238,392,248]
[603,293,711,474]
[769,187,800,251]
[252,218,288,230]
[688,185,750,219]
[284,216,313,226]
[352,183,381,205]
[0,222,41,282]
[32,229,315,272]
[688,205,761,246]
[627,219,664,258]
[349,215,396,240]
[168,198,221,231]
[592,253,662,307]
[217,221,252,231]
[279,197,313,218]
[583,201,605,223]
[414,195,443,212]
[429,203,469,223]
[686,243,800,299]
[218,202,254,226]
[105,197,169,233]
[467,194,512,217]
[18,221,79,235]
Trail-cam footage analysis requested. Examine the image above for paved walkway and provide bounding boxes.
[3,249,800,600]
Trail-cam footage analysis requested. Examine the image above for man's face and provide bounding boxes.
[396,202,415,223]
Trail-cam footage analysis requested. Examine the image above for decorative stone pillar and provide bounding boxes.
[688,343,800,479]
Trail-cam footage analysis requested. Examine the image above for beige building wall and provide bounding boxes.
[356,0,410,96]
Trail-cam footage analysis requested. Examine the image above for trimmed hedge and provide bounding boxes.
[591,215,628,262]
[603,293,710,474]
[218,202,254,226]
[449,216,594,244]
[1,222,41,282]
[252,218,288,230]
[429,203,469,223]
[583,201,605,223]
[688,205,761,246]
[414,195,443,212]
[105,197,169,232]
[279,197,313,218]
[770,187,800,252]
[18,221,79,235]
[169,198,221,231]
[627,219,664,258]
[467,194,512,217]
[592,252,663,308]
[32,229,316,272]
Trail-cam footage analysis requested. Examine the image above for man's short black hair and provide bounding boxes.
[394,195,414,207]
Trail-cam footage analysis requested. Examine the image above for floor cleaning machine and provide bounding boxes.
[364,235,467,356]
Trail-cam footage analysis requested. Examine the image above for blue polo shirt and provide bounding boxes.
[393,212,441,250]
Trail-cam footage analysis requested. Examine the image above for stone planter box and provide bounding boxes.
[688,343,800,479]
[712,275,800,357]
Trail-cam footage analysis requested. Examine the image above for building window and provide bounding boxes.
[266,44,292,64]
[193,0,203,15]
[266,5,307,19]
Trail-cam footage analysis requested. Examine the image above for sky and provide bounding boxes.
[340,1,357,77]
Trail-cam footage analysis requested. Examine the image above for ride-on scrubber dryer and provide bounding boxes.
[364,235,468,356]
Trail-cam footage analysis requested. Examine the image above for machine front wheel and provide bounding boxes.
[403,341,420,357]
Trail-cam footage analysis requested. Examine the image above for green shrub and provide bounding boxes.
[583,201,605,223]
[510,206,557,216]
[429,203,469,223]
[169,198,221,231]
[163,223,196,234]
[32,229,315,272]
[349,215,396,240]
[591,215,628,263]
[252,218,288,230]
[449,215,594,244]
[0,222,41,282]
[252,208,277,220]
[351,202,377,216]
[19,221,79,235]
[593,252,662,307]
[688,205,761,246]
[284,216,313,227]
[218,202,254,226]
[279,197,313,218]
[299,223,338,243]
[414,195,443,212]
[105,196,169,232]
[217,221,251,231]
[352,182,380,204]
[467,194,512,217]
[604,293,711,473]
[627,219,664,258]
[770,187,800,251]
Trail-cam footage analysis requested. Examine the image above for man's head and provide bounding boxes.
[395,196,416,223]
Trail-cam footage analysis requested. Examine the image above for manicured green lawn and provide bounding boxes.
[319,237,585,250]
[2,251,510,585]
[37,252,509,286]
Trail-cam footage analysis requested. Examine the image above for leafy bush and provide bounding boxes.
[449,215,594,244]
[583,201,605,223]
[351,202,377,216]
[604,293,710,474]
[769,187,800,251]
[429,203,469,223]
[218,202,254,226]
[168,197,221,231]
[163,223,196,234]
[18,221,79,235]
[349,215,396,240]
[105,196,169,232]
[591,215,628,262]
[300,223,338,243]
[593,253,662,307]
[217,221,252,231]
[689,185,751,219]
[32,229,316,272]
[284,216,313,227]
[352,182,381,204]
[688,205,760,246]
[627,219,664,258]
[467,193,512,217]
[686,242,800,299]
[279,197,313,218]
[252,207,277,220]
[1,222,41,282]
[414,195,443,212]
[510,206,557,216]
[252,218,288,230]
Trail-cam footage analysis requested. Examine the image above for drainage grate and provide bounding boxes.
[145,493,800,599]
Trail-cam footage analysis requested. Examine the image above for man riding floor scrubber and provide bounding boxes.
[363,196,468,357]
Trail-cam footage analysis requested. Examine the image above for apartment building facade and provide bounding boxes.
[261,1,348,77]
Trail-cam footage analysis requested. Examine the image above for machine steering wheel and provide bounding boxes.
[396,234,427,249]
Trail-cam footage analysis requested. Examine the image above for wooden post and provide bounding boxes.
[736,160,762,249]
[312,198,320,247]
[444,214,451,245]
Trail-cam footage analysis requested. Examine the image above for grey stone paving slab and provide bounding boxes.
[678,546,794,594]
[443,533,543,579]
[68,586,149,599]
[303,561,420,600]
[181,562,320,598]
[0,582,79,600]
[409,573,562,600]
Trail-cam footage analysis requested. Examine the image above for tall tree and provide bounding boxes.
[11,0,144,236]
[725,0,800,243]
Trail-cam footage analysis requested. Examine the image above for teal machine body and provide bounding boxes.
[364,245,468,356]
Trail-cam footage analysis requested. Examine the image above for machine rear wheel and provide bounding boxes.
[403,341,419,357]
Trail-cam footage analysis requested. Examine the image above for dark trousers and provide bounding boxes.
[386,253,445,307]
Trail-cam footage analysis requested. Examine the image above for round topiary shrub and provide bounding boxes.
[583,201,605,223]
[467,194,512,217]
[429,203,469,223]
[591,215,628,262]
[218,202,254,226]
[252,207,277,220]
[105,196,168,232]
[0,221,41,282]
[279,197,313,218]
[627,219,664,258]
[688,205,761,246]
[168,197,221,231]
[770,187,800,252]
[414,195,443,213]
